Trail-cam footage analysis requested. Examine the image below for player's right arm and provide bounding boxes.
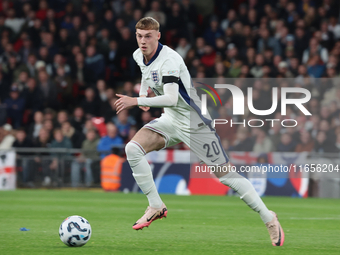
[139,77,150,111]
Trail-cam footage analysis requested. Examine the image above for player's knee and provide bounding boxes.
[125,141,145,162]
[213,162,233,178]
[219,171,241,189]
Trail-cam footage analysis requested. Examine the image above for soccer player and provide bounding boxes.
[115,17,284,246]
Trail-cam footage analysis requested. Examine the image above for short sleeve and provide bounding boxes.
[139,76,148,96]
[160,59,180,84]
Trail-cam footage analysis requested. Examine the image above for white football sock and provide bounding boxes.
[219,171,274,224]
[125,141,163,208]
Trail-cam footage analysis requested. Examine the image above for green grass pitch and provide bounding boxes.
[0,190,339,255]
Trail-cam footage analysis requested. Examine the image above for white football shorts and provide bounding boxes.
[143,113,229,166]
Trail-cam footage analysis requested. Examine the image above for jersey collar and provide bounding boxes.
[143,42,163,66]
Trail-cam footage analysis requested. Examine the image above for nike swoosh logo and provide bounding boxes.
[211,158,220,162]
[274,226,281,246]
[147,213,157,222]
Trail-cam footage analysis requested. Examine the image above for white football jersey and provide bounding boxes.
[133,43,213,130]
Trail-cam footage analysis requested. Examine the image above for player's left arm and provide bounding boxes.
[115,82,179,114]
[136,59,180,108]
[137,82,179,107]
[115,59,180,114]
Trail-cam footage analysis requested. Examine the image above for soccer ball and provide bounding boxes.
[59,215,92,247]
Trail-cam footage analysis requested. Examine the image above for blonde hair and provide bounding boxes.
[135,17,159,31]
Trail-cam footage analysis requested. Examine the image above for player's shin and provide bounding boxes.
[219,171,274,224]
[125,141,163,208]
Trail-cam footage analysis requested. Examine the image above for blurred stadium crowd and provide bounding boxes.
[1,0,340,158]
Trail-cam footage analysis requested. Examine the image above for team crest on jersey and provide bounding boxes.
[150,70,159,84]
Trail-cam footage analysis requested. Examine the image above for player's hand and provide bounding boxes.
[115,94,138,114]
[139,95,150,111]
[139,106,150,111]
